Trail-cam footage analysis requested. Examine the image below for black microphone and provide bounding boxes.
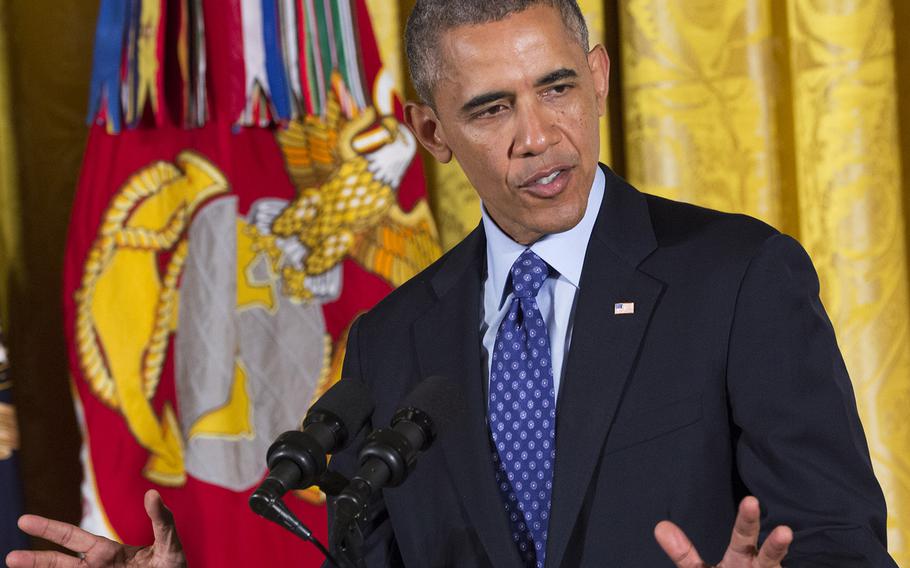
[249,378,373,518]
[332,376,464,533]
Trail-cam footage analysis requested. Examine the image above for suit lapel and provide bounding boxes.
[546,167,665,568]
[413,226,524,568]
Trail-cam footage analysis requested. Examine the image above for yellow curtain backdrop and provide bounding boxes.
[620,0,797,234]
[0,8,23,331]
[622,0,910,563]
[787,2,910,559]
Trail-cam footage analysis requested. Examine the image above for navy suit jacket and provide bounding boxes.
[328,166,895,567]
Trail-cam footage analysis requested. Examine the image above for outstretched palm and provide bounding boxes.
[5,490,185,568]
[655,496,793,568]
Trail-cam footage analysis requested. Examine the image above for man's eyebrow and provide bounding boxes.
[460,91,512,115]
[535,68,578,87]
[458,69,579,115]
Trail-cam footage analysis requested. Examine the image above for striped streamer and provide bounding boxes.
[85,0,371,129]
[86,0,132,133]
[262,0,293,121]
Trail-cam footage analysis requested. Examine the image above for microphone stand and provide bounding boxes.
[332,516,367,568]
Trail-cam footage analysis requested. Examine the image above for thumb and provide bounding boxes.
[144,490,182,554]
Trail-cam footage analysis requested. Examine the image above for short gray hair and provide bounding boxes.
[405,0,590,107]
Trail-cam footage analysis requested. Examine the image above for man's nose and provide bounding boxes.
[511,104,561,157]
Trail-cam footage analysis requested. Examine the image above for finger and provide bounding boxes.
[144,490,183,553]
[17,514,101,554]
[654,520,709,568]
[6,549,83,568]
[724,496,761,559]
[756,525,793,567]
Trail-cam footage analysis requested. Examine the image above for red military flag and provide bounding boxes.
[63,0,439,565]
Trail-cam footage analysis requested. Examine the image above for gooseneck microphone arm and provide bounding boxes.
[250,491,339,565]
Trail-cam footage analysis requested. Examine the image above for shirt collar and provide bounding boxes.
[482,166,605,306]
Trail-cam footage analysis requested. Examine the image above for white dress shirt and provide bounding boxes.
[480,167,606,407]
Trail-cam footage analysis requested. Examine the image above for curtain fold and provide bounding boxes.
[0,9,29,558]
[620,0,796,234]
[619,1,910,563]
[0,7,23,331]
[787,2,910,562]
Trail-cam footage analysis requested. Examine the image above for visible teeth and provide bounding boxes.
[536,170,560,185]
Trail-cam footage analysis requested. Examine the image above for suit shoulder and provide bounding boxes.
[359,226,481,329]
[358,259,436,327]
[643,192,780,260]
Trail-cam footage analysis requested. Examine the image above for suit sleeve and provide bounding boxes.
[726,233,896,566]
[324,315,405,568]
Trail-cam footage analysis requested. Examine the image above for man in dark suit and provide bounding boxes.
[5,1,898,567]
[327,1,896,567]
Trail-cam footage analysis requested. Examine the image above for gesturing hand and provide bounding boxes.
[655,496,793,568]
[5,490,186,568]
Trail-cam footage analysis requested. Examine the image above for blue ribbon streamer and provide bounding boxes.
[261,0,293,121]
[86,0,133,133]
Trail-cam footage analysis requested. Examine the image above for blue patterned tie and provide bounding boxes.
[489,249,557,568]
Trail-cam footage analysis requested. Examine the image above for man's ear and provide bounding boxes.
[587,44,610,117]
[404,101,453,163]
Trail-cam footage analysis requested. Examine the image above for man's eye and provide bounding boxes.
[474,105,508,119]
[544,84,573,97]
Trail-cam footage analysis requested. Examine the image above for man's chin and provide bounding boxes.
[530,211,588,238]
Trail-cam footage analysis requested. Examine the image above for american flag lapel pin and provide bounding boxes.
[614,302,635,315]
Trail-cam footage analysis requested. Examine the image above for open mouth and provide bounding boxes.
[535,170,562,185]
[523,167,565,186]
[521,167,571,198]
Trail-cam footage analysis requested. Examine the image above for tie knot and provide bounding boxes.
[510,249,549,299]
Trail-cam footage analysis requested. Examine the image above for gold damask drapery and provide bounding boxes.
[620,1,910,563]
[402,0,910,563]
[0,8,22,332]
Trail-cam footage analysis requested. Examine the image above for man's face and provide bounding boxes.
[405,5,610,244]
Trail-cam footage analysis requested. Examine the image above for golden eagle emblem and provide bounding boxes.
[251,91,440,302]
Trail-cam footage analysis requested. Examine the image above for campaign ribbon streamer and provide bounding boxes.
[132,0,165,127]
[335,0,366,111]
[279,0,303,118]
[189,0,209,127]
[262,0,293,121]
[302,0,326,116]
[240,0,268,125]
[294,0,314,116]
[86,0,132,133]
